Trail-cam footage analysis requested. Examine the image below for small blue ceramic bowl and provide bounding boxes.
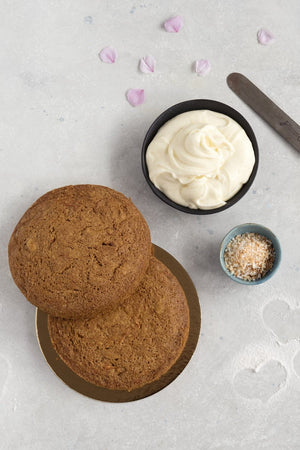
[219,223,281,285]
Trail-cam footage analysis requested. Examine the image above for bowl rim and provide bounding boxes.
[141,99,259,215]
[219,222,281,285]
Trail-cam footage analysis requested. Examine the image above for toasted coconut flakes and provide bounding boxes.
[224,232,275,281]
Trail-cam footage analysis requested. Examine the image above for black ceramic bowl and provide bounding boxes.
[141,99,259,215]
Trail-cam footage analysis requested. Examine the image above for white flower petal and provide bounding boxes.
[257,29,275,45]
[139,55,156,73]
[99,47,117,64]
[195,59,211,76]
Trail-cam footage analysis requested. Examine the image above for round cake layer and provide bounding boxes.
[8,185,151,319]
[48,257,190,391]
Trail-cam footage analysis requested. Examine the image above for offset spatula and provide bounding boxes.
[227,73,300,153]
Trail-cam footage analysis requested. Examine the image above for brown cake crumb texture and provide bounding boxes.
[224,232,275,281]
[48,257,190,391]
[8,185,151,319]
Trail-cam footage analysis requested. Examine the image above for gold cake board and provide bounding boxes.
[36,244,201,402]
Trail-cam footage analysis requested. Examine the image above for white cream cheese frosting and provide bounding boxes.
[146,110,255,209]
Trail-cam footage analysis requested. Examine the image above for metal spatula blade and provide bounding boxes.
[227,72,300,153]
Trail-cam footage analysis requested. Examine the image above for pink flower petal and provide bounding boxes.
[99,46,117,63]
[257,29,275,45]
[164,16,184,33]
[139,55,156,73]
[195,59,211,76]
[126,89,145,107]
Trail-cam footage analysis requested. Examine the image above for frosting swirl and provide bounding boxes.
[146,110,255,209]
